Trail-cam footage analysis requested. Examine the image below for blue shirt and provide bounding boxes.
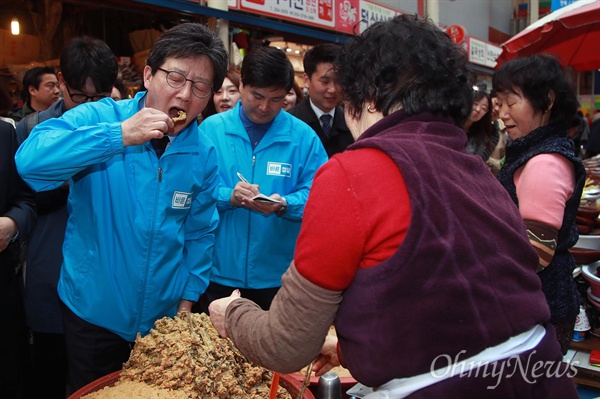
[240,105,274,150]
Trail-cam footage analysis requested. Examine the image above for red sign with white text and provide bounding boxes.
[446,24,467,44]
[335,0,361,33]
[239,0,336,29]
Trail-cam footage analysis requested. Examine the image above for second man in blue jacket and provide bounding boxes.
[200,46,328,311]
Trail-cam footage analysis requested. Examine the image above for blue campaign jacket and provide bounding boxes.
[200,102,327,289]
[15,92,219,341]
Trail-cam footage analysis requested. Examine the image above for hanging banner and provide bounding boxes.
[235,0,402,34]
[357,0,400,34]
[467,36,502,69]
[239,0,336,29]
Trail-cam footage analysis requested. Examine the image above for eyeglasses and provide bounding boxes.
[157,67,212,99]
[65,85,109,104]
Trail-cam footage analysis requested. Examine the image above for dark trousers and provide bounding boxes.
[61,302,133,394]
[30,332,67,399]
[0,266,30,399]
[198,281,281,314]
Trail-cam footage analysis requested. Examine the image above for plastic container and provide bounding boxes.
[573,306,591,342]
[68,371,315,399]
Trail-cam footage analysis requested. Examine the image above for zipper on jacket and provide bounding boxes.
[137,162,163,335]
[245,154,257,286]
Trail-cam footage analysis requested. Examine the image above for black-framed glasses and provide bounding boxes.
[157,67,212,99]
[65,85,109,104]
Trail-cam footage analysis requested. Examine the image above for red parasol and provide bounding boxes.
[496,0,600,71]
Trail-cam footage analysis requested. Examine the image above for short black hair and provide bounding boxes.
[336,14,474,125]
[22,66,56,102]
[303,43,341,77]
[60,36,118,93]
[241,46,294,92]
[493,54,578,128]
[146,23,228,92]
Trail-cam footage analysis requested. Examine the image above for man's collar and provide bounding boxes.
[309,98,334,120]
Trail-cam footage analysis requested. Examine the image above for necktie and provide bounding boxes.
[320,114,333,139]
[151,136,170,158]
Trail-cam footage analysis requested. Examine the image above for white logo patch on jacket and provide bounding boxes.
[172,191,192,209]
[266,162,292,178]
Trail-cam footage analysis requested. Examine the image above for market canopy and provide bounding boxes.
[496,0,600,71]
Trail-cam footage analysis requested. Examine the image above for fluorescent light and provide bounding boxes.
[11,18,20,35]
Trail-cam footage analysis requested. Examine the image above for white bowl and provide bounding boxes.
[582,261,600,298]
[583,262,600,281]
[576,235,600,250]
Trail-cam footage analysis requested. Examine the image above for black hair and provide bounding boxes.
[570,113,583,129]
[113,79,127,99]
[22,66,56,102]
[465,89,494,155]
[0,85,14,117]
[492,54,578,128]
[335,14,474,125]
[146,23,228,92]
[241,46,294,92]
[60,36,118,93]
[303,43,341,77]
[291,79,305,102]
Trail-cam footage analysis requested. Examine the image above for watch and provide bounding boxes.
[276,197,287,217]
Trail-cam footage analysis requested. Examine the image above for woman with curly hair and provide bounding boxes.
[494,54,584,355]
[209,15,578,399]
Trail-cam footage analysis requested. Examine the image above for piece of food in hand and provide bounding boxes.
[172,110,187,123]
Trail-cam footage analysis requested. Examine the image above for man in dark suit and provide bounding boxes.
[290,43,353,157]
[0,119,36,399]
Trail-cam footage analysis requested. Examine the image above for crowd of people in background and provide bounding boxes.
[1,12,600,399]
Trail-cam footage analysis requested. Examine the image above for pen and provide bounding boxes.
[237,172,249,184]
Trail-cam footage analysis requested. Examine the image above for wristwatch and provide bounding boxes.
[276,197,287,217]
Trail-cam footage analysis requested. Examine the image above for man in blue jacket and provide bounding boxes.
[15,23,228,393]
[199,46,328,311]
[16,36,118,399]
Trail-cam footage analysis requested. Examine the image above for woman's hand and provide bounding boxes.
[312,333,341,376]
[209,289,241,337]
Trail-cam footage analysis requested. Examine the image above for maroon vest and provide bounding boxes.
[335,111,550,387]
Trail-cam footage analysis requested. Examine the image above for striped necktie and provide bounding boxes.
[320,114,333,139]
